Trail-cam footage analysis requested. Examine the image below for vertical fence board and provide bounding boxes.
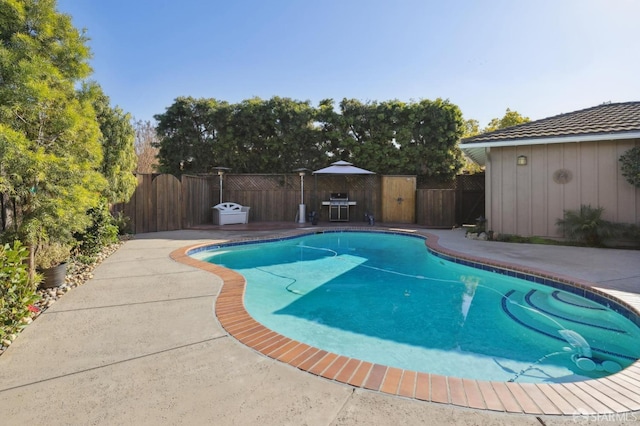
[153,174,182,231]
[169,175,182,230]
[181,175,216,228]
[135,174,154,233]
[154,177,166,232]
[416,189,456,227]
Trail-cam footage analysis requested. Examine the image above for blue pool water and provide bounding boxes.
[193,231,640,383]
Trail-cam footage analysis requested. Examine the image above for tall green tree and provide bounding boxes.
[0,0,106,278]
[319,98,464,178]
[81,82,137,203]
[484,108,530,132]
[462,119,480,138]
[397,99,465,179]
[315,98,345,159]
[227,97,322,173]
[459,108,529,173]
[155,96,465,178]
[154,96,233,175]
[333,99,405,175]
[155,96,324,174]
[226,97,279,173]
[265,96,324,172]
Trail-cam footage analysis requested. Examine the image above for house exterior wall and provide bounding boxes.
[485,139,640,237]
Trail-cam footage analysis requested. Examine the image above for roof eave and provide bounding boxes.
[462,147,489,166]
[460,131,640,166]
[461,131,640,149]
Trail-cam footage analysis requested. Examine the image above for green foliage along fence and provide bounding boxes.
[153,97,465,181]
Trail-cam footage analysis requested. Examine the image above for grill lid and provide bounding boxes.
[330,192,348,200]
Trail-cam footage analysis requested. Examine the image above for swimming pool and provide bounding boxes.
[192,230,640,383]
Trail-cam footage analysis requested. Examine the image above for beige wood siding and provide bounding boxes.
[486,139,640,237]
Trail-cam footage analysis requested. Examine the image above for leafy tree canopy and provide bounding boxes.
[0,1,133,257]
[154,97,232,176]
[459,109,529,173]
[484,108,530,132]
[80,82,137,203]
[462,119,480,138]
[154,96,465,181]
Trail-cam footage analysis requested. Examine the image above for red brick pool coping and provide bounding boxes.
[170,228,640,416]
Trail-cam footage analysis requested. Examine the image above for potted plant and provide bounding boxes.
[35,242,71,289]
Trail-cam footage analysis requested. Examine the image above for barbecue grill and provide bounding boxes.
[321,192,356,221]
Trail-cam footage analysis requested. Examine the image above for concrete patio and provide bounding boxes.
[1,225,638,425]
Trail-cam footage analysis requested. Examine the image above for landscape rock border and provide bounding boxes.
[0,240,125,356]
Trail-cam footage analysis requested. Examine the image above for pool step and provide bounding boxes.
[501,289,638,362]
[524,290,624,333]
[548,290,608,315]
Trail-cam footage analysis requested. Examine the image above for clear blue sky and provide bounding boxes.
[57,0,640,127]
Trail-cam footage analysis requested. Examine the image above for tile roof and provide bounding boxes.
[462,101,640,145]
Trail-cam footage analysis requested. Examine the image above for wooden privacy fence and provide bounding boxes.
[455,173,485,225]
[416,189,456,227]
[113,173,482,233]
[113,174,191,234]
[416,173,485,227]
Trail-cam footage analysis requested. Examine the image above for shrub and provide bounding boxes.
[0,241,40,342]
[619,146,640,188]
[75,200,119,256]
[494,233,576,246]
[603,222,640,248]
[626,223,640,241]
[556,205,618,246]
[494,233,529,243]
[34,242,72,269]
[113,211,133,235]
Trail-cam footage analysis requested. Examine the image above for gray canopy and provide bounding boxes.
[312,160,375,175]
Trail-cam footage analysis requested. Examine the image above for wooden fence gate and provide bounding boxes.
[114,174,214,233]
[120,174,184,233]
[455,173,485,225]
[415,173,485,227]
[381,176,416,223]
[416,189,456,227]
